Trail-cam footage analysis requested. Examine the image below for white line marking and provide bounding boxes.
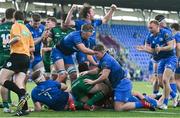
[132,110,180,115]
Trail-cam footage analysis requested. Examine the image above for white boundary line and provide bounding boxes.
[132,110,180,115]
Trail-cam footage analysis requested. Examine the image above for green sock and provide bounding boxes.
[3,101,9,108]
[7,90,12,104]
[87,91,105,106]
[75,101,84,109]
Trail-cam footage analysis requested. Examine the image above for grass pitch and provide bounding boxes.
[0,81,180,117]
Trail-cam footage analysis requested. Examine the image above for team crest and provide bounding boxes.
[102,62,107,68]
[159,38,163,42]
[6,62,12,67]
[114,96,116,101]
[165,33,169,39]
[39,29,42,33]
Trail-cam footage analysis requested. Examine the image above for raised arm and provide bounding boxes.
[102,4,117,24]
[64,4,77,27]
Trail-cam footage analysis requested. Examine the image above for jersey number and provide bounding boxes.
[1,34,10,48]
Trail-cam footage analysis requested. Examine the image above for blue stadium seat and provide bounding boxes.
[98,24,151,73]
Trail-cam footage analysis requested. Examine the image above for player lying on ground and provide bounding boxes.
[31,70,76,111]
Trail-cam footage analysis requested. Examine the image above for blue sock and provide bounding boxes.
[128,96,140,102]
[163,98,169,105]
[145,96,157,107]
[153,90,159,94]
[170,90,176,99]
[135,102,143,108]
[170,83,177,93]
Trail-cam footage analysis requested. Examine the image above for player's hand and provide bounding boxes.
[43,30,50,39]
[79,71,88,76]
[65,88,71,92]
[93,63,98,67]
[155,45,161,54]
[111,4,117,11]
[84,79,94,85]
[136,45,146,51]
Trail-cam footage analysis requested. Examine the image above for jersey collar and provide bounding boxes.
[100,52,107,61]
[16,20,24,24]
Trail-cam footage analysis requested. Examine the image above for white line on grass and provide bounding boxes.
[132,110,180,115]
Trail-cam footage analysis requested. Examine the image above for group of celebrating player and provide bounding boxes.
[0,2,179,116]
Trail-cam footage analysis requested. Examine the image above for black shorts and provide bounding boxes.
[3,53,30,73]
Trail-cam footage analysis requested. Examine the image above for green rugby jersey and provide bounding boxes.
[0,21,13,54]
[50,26,74,47]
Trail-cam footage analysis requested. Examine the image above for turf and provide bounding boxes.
[0,81,180,117]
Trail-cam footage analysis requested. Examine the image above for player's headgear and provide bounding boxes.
[155,15,165,22]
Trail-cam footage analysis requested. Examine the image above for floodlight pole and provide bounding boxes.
[141,9,146,26]
[12,0,19,10]
[149,10,153,21]
[103,6,106,16]
[178,11,180,24]
[24,1,29,12]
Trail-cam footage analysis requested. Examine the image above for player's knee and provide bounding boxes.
[0,69,13,85]
[159,81,163,88]
[67,66,77,81]
[162,78,169,85]
[36,67,45,73]
[56,69,67,82]
[0,78,5,85]
[69,72,77,81]
[44,73,51,80]
[114,105,123,111]
[51,70,58,80]
[58,74,67,82]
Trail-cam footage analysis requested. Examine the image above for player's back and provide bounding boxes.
[31,80,69,110]
[99,53,126,88]
[57,31,88,55]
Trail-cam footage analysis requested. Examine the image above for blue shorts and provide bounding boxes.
[158,56,177,74]
[31,55,42,68]
[175,58,180,74]
[76,51,88,64]
[51,48,74,65]
[114,78,132,102]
